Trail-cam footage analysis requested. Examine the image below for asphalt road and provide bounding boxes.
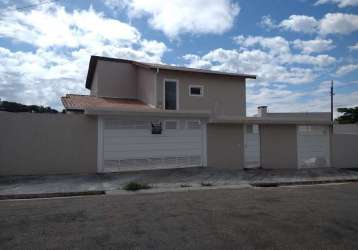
[1,183,358,250]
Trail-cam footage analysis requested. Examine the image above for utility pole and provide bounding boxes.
[330,80,334,122]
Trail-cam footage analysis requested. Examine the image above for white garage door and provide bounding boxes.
[244,124,260,168]
[297,125,330,168]
[99,118,206,172]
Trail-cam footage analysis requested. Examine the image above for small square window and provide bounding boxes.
[246,125,259,134]
[186,120,201,129]
[247,125,253,133]
[165,120,178,130]
[189,85,204,96]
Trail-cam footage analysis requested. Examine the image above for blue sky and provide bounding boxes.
[0,0,357,115]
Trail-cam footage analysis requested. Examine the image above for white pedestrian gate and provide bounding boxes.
[244,124,260,168]
[297,125,330,168]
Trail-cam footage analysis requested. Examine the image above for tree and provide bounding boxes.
[0,100,58,113]
[335,107,358,124]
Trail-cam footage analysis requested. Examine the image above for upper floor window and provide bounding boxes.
[164,80,178,110]
[189,85,204,97]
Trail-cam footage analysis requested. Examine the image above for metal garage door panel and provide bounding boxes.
[101,118,205,172]
[297,126,330,168]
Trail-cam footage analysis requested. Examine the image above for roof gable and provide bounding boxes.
[85,55,256,89]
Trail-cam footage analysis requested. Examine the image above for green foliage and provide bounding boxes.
[123,182,151,191]
[336,107,358,124]
[0,100,58,113]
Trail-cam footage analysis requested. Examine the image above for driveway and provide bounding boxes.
[1,183,358,249]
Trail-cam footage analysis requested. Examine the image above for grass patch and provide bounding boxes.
[201,182,213,187]
[123,182,151,191]
[180,184,192,188]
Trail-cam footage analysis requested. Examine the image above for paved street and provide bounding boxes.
[1,183,358,250]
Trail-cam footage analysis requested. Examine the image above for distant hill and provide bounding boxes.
[0,100,59,113]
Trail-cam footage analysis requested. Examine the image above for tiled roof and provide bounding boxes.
[61,94,155,112]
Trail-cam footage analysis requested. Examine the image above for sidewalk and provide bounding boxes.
[1,167,358,199]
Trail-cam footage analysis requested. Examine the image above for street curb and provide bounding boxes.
[106,184,252,195]
[0,190,106,200]
[250,178,358,187]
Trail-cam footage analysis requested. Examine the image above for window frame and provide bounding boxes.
[189,85,204,97]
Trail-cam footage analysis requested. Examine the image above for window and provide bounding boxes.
[186,120,201,129]
[189,85,204,97]
[165,120,178,130]
[246,124,259,134]
[164,80,178,110]
[246,125,253,134]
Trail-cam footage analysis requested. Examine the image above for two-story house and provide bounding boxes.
[62,56,332,173]
[61,56,255,172]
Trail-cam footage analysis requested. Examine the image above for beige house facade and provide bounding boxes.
[1,55,357,176]
[64,56,255,172]
[64,56,333,173]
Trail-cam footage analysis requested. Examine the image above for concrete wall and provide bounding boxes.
[260,125,298,169]
[95,60,137,99]
[137,67,156,107]
[90,69,99,96]
[207,124,244,169]
[333,124,358,134]
[0,113,98,176]
[332,134,358,168]
[157,70,246,117]
[262,112,330,121]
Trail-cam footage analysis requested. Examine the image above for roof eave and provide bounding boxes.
[84,108,211,118]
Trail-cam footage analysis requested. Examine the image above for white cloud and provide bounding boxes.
[184,49,317,85]
[315,0,358,8]
[234,35,291,55]
[0,5,141,48]
[279,15,319,34]
[293,38,335,54]
[259,15,276,30]
[233,35,336,67]
[319,13,358,35]
[349,42,358,50]
[265,13,358,36]
[336,64,358,76]
[0,4,168,109]
[106,0,240,38]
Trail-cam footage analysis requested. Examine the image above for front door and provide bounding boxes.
[164,80,177,110]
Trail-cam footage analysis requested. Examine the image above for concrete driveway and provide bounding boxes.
[1,167,358,198]
[1,183,358,249]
